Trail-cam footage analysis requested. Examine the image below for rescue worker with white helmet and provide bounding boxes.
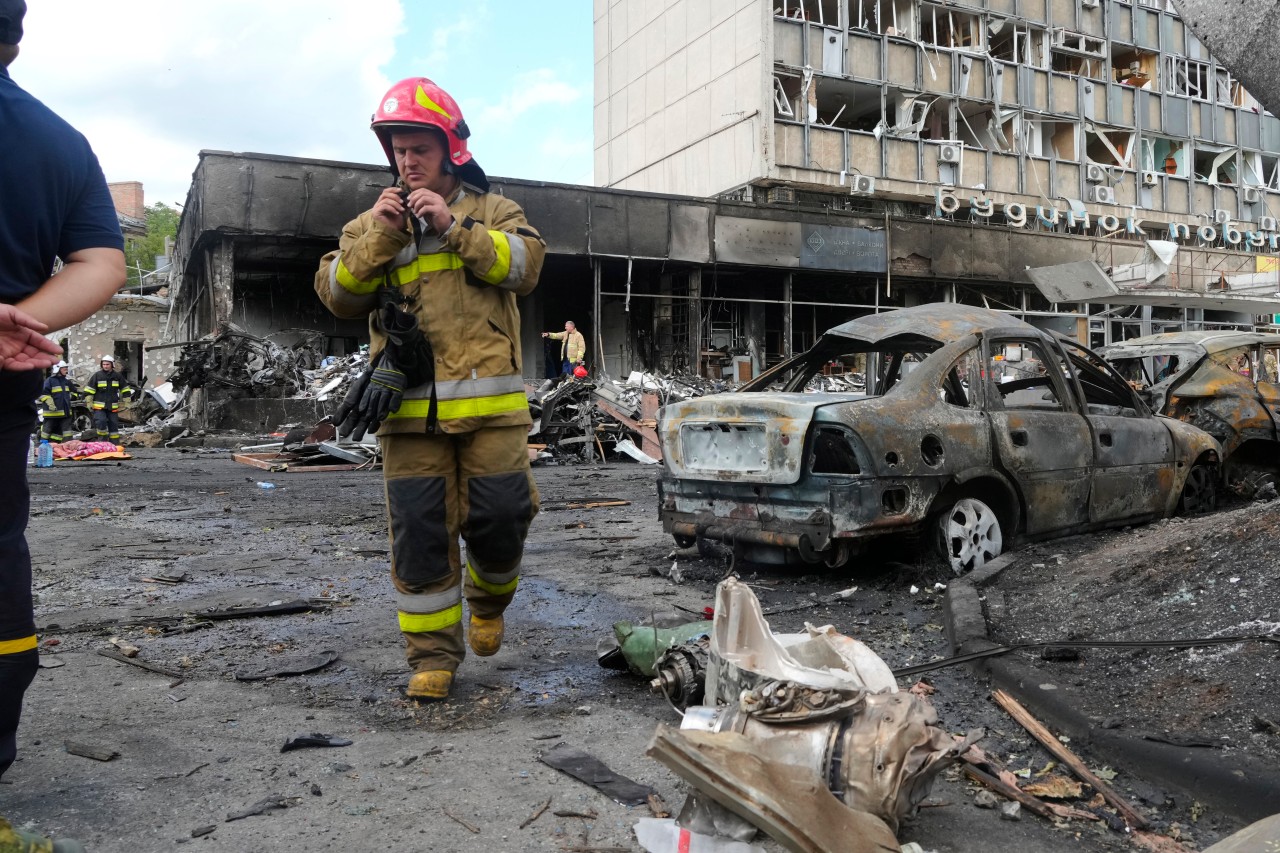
[315,78,545,701]
[37,360,74,441]
[83,354,133,441]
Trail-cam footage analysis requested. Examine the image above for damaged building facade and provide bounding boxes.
[592,0,1280,360]
[57,181,178,387]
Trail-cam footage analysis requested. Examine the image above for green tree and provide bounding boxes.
[124,202,181,288]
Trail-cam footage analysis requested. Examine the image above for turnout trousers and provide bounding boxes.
[381,425,539,673]
[40,415,68,442]
[92,408,120,441]
[0,371,41,779]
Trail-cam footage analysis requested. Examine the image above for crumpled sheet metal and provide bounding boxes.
[647,726,901,853]
[650,578,977,848]
[706,577,898,704]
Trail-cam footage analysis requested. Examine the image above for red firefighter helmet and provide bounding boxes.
[573,364,589,379]
[371,77,488,190]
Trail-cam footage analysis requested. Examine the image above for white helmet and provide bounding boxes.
[54,360,68,369]
[100,355,115,364]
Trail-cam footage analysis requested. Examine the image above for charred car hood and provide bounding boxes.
[659,392,866,484]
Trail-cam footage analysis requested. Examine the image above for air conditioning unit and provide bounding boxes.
[1142,172,1159,187]
[1243,186,1262,204]
[938,144,962,164]
[1260,216,1278,232]
[1085,164,1107,183]
[1089,185,1115,204]
[766,186,797,205]
[1212,208,1231,224]
[851,175,876,194]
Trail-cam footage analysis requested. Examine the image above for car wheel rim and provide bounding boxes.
[942,497,1003,575]
[1181,465,1216,514]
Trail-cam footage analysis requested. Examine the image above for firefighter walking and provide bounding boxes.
[315,77,545,701]
[83,354,132,442]
[37,360,75,441]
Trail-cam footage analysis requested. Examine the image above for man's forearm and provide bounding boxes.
[15,248,126,332]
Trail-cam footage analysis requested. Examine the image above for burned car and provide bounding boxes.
[657,305,1221,573]
[1102,331,1280,496]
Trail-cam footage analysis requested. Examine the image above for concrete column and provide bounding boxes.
[211,238,235,328]
[783,272,794,358]
[689,268,702,375]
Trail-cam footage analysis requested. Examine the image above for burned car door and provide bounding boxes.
[982,334,1092,536]
[1240,343,1280,437]
[1058,338,1176,522]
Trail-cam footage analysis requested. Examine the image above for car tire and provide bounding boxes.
[1178,463,1217,516]
[71,410,93,434]
[935,497,1004,575]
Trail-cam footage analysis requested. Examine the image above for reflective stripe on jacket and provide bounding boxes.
[548,330,586,364]
[315,183,545,435]
[39,375,74,417]
[83,369,133,411]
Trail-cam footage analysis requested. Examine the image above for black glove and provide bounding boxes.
[380,301,433,388]
[334,353,381,442]
[357,365,407,435]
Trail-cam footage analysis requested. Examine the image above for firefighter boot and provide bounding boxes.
[406,670,452,701]
[0,817,86,853]
[468,615,504,657]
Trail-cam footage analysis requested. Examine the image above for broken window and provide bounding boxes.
[918,4,984,52]
[883,90,936,139]
[1143,137,1187,177]
[1111,48,1156,88]
[943,348,983,409]
[1085,126,1135,169]
[774,0,840,26]
[1021,118,1078,160]
[1241,152,1267,188]
[114,340,144,384]
[987,340,1064,411]
[816,79,880,131]
[989,20,1048,68]
[957,103,1013,151]
[851,0,916,36]
[1193,146,1236,184]
[1050,29,1106,79]
[774,74,804,120]
[1060,340,1143,412]
[1164,56,1210,100]
[1260,155,1280,190]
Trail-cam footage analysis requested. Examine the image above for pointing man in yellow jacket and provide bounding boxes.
[315,77,544,702]
[542,320,586,375]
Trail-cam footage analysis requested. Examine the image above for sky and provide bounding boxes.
[12,1,595,210]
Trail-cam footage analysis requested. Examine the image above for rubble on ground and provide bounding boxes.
[528,370,733,465]
[166,322,330,399]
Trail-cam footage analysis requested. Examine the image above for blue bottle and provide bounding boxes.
[36,440,54,468]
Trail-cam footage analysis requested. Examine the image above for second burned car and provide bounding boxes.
[1102,330,1280,497]
[657,305,1222,573]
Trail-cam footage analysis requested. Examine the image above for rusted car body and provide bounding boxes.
[657,305,1222,572]
[1102,331,1280,494]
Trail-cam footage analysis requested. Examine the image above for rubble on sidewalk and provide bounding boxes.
[233,422,379,472]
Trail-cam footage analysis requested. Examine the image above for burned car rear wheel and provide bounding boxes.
[935,497,1004,575]
[1178,463,1218,516]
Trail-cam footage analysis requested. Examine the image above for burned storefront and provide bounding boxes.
[166,149,1280,432]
